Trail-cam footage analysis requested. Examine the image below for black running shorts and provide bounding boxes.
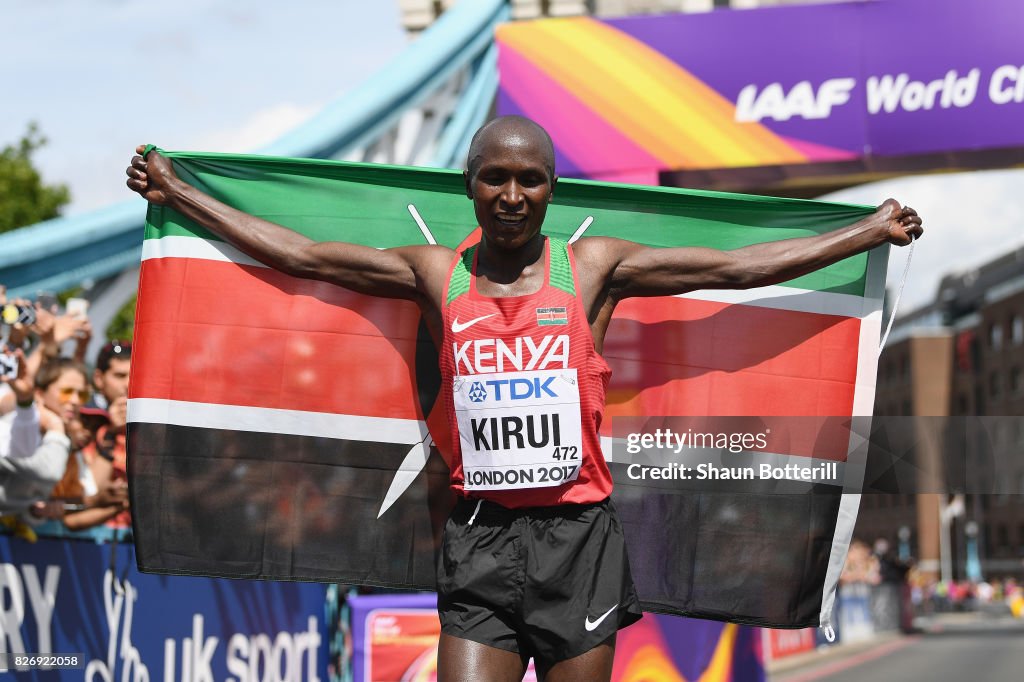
[437,497,643,663]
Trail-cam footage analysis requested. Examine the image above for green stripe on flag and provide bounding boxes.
[145,152,876,298]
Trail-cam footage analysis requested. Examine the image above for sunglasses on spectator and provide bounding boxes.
[58,387,92,401]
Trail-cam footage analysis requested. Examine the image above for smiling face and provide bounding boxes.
[464,117,557,252]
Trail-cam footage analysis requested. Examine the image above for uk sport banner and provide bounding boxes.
[128,151,887,630]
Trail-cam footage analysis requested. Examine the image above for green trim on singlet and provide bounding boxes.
[548,237,576,297]
[447,238,576,303]
[446,245,476,304]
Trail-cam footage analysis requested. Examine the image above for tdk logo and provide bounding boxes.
[468,382,488,403]
[484,377,557,401]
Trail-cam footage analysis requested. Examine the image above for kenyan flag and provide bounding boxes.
[129,151,886,629]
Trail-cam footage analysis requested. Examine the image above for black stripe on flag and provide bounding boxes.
[129,422,452,589]
[129,424,840,628]
[611,464,841,628]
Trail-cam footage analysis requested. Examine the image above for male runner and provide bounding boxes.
[126,116,922,682]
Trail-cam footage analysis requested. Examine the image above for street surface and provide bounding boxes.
[770,614,1024,682]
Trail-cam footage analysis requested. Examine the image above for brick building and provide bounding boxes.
[864,248,1024,580]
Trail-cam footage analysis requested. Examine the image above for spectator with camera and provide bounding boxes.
[1,333,74,539]
[1,286,128,535]
[2,290,91,456]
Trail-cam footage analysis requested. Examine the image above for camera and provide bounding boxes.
[0,350,16,381]
[0,303,35,327]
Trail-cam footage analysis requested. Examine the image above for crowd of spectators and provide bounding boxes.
[911,575,1024,616]
[841,537,1024,631]
[0,284,131,541]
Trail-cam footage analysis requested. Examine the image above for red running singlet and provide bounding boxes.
[439,236,613,508]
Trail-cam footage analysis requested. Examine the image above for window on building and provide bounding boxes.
[997,524,1009,548]
[990,323,1003,350]
[990,371,1001,399]
[1012,367,1022,396]
[1014,316,1024,345]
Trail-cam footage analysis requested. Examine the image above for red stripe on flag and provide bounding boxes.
[133,258,428,420]
[604,297,860,420]
[133,256,861,451]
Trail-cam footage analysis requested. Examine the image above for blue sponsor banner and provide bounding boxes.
[0,535,328,681]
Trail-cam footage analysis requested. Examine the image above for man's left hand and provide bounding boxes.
[879,198,924,246]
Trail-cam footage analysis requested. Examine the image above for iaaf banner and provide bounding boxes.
[0,536,328,681]
[496,0,1024,180]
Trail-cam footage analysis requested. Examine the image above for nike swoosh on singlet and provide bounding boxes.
[451,313,497,333]
[584,604,618,632]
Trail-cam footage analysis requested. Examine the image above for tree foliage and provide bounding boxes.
[106,294,137,342]
[0,123,70,234]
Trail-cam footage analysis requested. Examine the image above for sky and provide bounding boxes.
[824,168,1024,314]
[2,0,406,213]
[4,0,1024,315]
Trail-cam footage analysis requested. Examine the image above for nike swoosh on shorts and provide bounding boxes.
[584,604,618,632]
[451,313,497,333]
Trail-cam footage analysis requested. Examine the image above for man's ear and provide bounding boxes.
[548,174,558,202]
[463,169,473,199]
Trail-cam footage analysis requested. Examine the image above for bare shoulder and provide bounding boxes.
[568,236,645,310]
[391,243,457,276]
[570,235,642,271]
[389,244,458,307]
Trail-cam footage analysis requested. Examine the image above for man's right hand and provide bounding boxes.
[121,145,452,328]
[126,146,178,206]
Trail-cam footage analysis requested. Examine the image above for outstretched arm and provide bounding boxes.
[126,147,452,302]
[592,199,922,300]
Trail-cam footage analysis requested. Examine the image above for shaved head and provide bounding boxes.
[466,116,556,182]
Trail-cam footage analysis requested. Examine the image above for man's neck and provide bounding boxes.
[477,233,545,285]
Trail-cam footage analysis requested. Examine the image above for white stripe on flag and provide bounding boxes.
[144,236,870,319]
[141,236,265,268]
[675,286,867,319]
[128,398,429,444]
[819,246,889,630]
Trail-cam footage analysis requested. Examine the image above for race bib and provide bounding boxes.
[454,369,583,491]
